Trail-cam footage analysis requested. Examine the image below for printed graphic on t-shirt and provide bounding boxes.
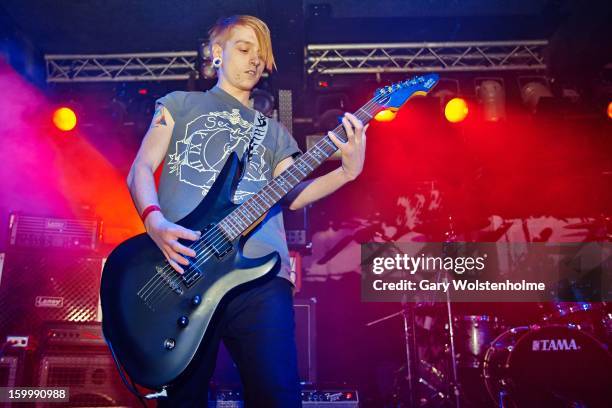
[167,108,268,202]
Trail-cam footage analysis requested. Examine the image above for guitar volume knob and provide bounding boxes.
[164,338,176,350]
[191,295,202,306]
[177,316,189,328]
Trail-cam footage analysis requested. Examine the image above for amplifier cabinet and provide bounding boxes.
[0,252,102,337]
[36,354,137,408]
[0,356,18,408]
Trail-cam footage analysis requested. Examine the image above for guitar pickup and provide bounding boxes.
[201,224,233,260]
[182,262,204,286]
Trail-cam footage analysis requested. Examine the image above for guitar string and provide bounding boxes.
[138,84,417,304]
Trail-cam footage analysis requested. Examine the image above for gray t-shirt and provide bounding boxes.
[155,86,301,283]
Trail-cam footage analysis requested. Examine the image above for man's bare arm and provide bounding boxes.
[127,104,200,274]
[126,104,173,214]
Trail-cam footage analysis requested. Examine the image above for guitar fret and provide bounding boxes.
[242,202,256,223]
[293,164,306,177]
[237,208,251,229]
[218,221,231,238]
[254,196,267,212]
[261,187,276,202]
[223,216,239,235]
[301,159,313,172]
[313,144,326,159]
[286,169,300,183]
[258,190,273,206]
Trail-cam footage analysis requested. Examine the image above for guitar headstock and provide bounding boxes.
[375,73,439,110]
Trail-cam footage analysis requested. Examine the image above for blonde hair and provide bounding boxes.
[208,15,276,72]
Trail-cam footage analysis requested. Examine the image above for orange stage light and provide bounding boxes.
[53,107,77,131]
[374,109,397,122]
[444,97,468,123]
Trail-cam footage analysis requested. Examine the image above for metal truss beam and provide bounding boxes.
[306,40,548,75]
[45,51,198,83]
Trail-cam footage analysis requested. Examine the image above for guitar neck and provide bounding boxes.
[218,100,380,240]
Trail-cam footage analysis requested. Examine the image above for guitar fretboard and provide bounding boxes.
[218,100,382,240]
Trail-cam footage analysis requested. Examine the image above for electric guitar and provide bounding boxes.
[100,74,439,389]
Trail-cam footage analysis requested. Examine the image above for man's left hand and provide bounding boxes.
[328,112,368,182]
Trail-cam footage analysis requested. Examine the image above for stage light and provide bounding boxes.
[520,81,553,113]
[52,107,77,131]
[374,109,397,122]
[444,97,468,123]
[607,101,612,119]
[477,80,506,122]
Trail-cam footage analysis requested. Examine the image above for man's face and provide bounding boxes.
[215,25,265,92]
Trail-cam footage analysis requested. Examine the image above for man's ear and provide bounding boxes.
[211,43,223,60]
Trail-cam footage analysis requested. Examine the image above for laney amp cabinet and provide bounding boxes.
[8,213,100,251]
[0,251,103,337]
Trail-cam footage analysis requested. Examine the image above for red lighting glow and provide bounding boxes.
[607,101,612,119]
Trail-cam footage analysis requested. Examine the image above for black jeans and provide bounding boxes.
[157,277,302,407]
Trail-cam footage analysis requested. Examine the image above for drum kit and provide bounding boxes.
[374,297,612,408]
[367,215,612,407]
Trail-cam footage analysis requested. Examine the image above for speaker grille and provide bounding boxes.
[0,251,102,336]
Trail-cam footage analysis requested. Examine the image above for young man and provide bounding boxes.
[126,15,366,407]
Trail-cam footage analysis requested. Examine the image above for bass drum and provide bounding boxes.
[483,325,612,408]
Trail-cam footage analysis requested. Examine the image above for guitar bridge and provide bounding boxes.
[156,265,184,295]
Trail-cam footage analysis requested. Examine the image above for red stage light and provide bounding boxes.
[138,88,148,95]
[52,107,77,131]
[444,97,468,123]
[607,101,612,119]
[374,109,397,122]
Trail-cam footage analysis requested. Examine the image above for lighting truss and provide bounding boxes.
[45,51,198,82]
[305,40,548,75]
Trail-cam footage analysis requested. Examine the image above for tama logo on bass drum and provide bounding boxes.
[532,338,579,351]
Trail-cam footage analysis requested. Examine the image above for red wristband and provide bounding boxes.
[141,205,161,223]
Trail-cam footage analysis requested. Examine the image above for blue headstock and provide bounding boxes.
[375,73,439,110]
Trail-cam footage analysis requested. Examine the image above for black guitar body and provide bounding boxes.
[100,153,280,389]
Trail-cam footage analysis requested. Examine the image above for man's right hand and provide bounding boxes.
[144,211,201,274]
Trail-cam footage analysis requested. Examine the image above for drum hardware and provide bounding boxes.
[367,302,418,407]
[451,315,505,369]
